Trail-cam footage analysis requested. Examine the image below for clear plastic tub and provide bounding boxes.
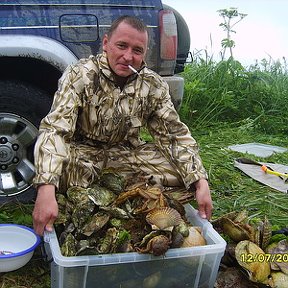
[44,205,226,288]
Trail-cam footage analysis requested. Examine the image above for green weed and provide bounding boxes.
[180,55,288,135]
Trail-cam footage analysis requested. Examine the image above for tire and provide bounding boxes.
[163,4,191,73]
[0,80,53,202]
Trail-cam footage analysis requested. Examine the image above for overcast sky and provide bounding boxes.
[163,0,288,66]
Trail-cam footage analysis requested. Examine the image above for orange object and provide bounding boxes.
[261,165,288,179]
[261,165,268,172]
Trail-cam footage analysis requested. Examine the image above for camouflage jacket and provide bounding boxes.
[33,52,207,189]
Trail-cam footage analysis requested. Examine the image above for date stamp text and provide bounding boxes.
[241,253,288,263]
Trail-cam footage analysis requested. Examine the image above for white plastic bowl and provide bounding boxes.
[0,224,41,272]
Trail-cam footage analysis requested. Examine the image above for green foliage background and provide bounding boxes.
[179,56,288,135]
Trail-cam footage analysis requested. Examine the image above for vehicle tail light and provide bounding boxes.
[159,9,177,60]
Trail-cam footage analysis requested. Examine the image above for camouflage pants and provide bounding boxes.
[60,142,184,191]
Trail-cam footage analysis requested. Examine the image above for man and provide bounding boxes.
[32,16,212,236]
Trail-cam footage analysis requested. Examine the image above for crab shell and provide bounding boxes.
[146,207,183,231]
[235,240,270,285]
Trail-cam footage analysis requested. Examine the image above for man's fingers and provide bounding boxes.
[205,203,213,220]
[34,221,46,236]
[33,215,56,236]
[198,205,207,219]
[45,217,56,232]
[198,202,213,220]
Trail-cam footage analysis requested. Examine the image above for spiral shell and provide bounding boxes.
[181,226,206,247]
[135,234,171,256]
[146,207,182,230]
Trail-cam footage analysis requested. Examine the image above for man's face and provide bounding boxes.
[103,22,148,77]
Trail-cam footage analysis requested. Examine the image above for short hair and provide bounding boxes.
[107,15,148,38]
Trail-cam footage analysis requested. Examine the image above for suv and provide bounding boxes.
[0,0,190,201]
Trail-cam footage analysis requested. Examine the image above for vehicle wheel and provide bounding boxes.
[0,80,53,202]
[163,4,191,73]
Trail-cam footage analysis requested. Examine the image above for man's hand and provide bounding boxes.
[194,178,213,220]
[32,184,58,236]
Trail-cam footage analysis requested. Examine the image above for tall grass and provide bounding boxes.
[179,53,288,134]
[178,52,288,227]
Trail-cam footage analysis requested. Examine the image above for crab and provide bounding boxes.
[114,185,168,213]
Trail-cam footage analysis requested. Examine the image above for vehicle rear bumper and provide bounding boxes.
[163,75,184,110]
